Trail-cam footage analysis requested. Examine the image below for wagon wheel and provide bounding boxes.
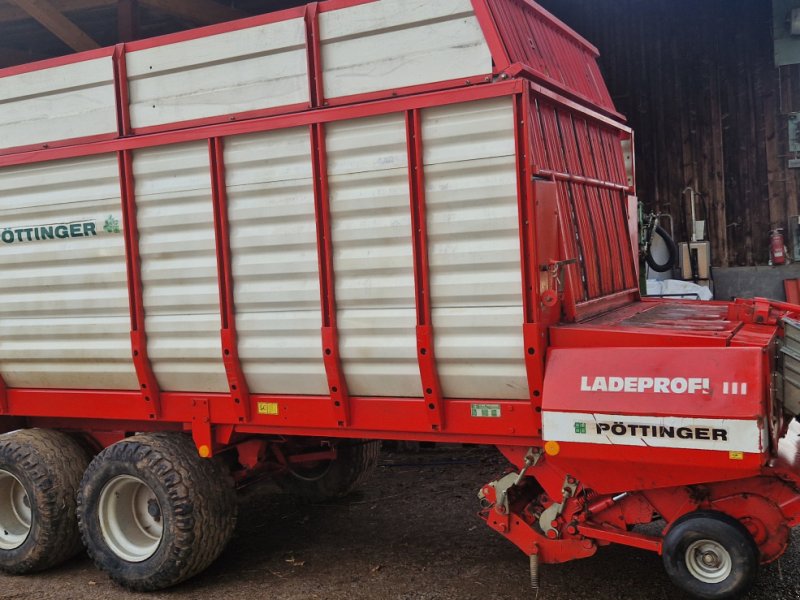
[662,510,758,600]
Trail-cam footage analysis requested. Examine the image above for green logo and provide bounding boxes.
[103,215,121,234]
[471,404,502,418]
[574,422,587,434]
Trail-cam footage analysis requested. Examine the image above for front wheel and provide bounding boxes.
[77,433,237,591]
[662,511,758,600]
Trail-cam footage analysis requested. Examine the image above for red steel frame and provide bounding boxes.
[118,150,161,420]
[0,75,638,451]
[405,109,445,431]
[0,0,498,157]
[0,0,636,454]
[310,122,351,428]
[0,80,558,450]
[209,138,251,425]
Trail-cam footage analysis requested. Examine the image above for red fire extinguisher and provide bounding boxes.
[771,228,787,266]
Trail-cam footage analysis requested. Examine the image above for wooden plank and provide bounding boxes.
[536,0,785,268]
[6,0,99,51]
[139,0,247,25]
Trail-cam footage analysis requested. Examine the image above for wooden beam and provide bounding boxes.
[6,0,100,52]
[139,0,248,26]
[0,0,114,25]
[117,0,139,42]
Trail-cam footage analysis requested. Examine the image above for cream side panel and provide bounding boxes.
[327,114,419,397]
[0,154,137,389]
[422,97,527,400]
[134,142,228,392]
[320,0,491,99]
[0,57,117,150]
[127,19,309,129]
[224,128,327,395]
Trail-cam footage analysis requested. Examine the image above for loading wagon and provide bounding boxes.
[0,1,796,597]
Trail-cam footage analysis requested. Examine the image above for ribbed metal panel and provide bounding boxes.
[319,0,491,99]
[327,114,420,397]
[532,98,637,306]
[133,142,228,392]
[422,97,527,400]
[223,128,327,395]
[0,57,117,151]
[485,0,616,113]
[0,154,138,389]
[127,18,309,130]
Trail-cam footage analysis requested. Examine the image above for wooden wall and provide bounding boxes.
[538,0,800,266]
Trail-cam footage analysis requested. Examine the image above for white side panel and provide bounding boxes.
[127,19,309,130]
[0,57,117,150]
[327,114,420,397]
[320,0,492,99]
[224,128,327,395]
[0,155,137,389]
[422,97,527,400]
[134,142,228,392]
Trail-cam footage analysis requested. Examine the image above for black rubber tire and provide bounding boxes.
[0,428,90,574]
[77,432,237,591]
[280,439,381,501]
[645,224,678,273]
[662,511,759,600]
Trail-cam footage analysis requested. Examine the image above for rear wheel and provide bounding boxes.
[0,428,90,573]
[77,432,237,591]
[280,439,381,501]
[662,511,758,600]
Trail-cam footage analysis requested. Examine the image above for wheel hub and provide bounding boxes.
[685,539,732,584]
[0,470,31,550]
[98,475,163,562]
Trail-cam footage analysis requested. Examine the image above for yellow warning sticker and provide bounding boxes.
[729,451,744,461]
[257,402,280,416]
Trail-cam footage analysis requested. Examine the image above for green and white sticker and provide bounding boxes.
[471,404,502,418]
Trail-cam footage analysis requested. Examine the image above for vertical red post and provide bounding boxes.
[310,123,350,427]
[209,138,251,423]
[112,44,132,137]
[405,109,445,431]
[118,150,161,419]
[514,89,546,416]
[304,2,325,108]
[469,0,511,73]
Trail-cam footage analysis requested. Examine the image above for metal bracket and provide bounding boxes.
[479,448,543,514]
[538,475,578,538]
[190,398,213,458]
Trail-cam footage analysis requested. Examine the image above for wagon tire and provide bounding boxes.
[0,428,90,573]
[281,440,381,501]
[662,510,758,600]
[77,432,237,591]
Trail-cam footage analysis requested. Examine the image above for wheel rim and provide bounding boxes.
[98,475,163,562]
[289,460,333,482]
[0,470,31,550]
[685,539,733,584]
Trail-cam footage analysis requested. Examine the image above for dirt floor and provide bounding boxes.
[0,445,798,600]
